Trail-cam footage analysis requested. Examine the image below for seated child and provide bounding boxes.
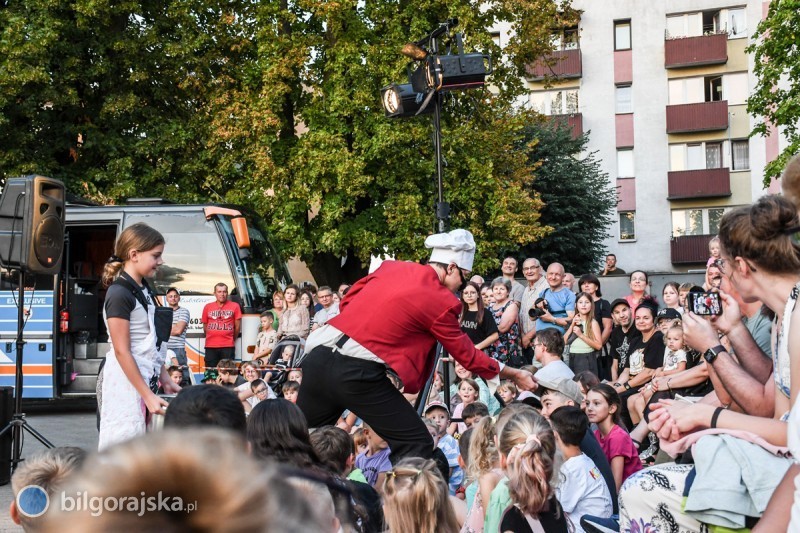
[287,368,303,384]
[158,365,183,394]
[10,447,87,529]
[282,381,300,403]
[498,409,571,533]
[550,406,613,533]
[424,418,453,485]
[354,424,392,490]
[255,312,278,363]
[424,401,463,495]
[628,324,687,425]
[462,401,489,430]
[265,345,295,393]
[309,426,384,532]
[497,380,518,405]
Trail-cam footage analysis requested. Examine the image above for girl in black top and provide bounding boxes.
[459,281,499,351]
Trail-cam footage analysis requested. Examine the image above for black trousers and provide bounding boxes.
[297,346,433,464]
[205,346,235,369]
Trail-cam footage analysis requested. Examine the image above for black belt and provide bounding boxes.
[335,334,350,349]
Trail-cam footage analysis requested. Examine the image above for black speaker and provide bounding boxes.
[0,175,65,275]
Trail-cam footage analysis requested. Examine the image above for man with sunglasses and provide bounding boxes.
[297,229,537,463]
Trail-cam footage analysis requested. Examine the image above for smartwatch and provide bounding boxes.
[703,344,726,365]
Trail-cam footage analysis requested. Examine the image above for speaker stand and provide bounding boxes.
[0,269,53,471]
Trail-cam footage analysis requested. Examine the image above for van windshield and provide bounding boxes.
[216,214,291,313]
[125,212,234,295]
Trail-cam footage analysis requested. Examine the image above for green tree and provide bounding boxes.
[0,1,578,286]
[747,0,800,186]
[518,121,616,275]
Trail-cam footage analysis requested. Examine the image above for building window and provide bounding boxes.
[617,149,635,178]
[732,140,750,170]
[490,32,501,48]
[614,20,631,50]
[615,85,633,114]
[551,26,579,51]
[705,76,723,102]
[530,89,579,115]
[706,142,722,169]
[725,72,749,105]
[672,207,732,236]
[619,212,636,241]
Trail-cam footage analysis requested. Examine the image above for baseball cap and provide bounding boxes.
[656,308,681,322]
[610,298,629,311]
[537,377,583,405]
[423,400,450,416]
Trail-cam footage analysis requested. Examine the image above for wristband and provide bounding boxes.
[667,378,672,392]
[624,382,632,390]
[710,406,724,428]
[613,382,621,388]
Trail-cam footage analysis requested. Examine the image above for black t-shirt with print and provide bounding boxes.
[626,330,664,375]
[609,325,642,375]
[460,309,499,345]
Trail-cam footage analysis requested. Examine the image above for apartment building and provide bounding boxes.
[495,1,784,272]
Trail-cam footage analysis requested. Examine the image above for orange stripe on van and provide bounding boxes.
[0,364,52,375]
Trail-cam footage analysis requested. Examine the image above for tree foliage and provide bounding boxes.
[747,0,800,186]
[518,122,616,275]
[0,0,578,285]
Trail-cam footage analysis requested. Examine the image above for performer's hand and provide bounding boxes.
[145,392,169,415]
[511,368,536,392]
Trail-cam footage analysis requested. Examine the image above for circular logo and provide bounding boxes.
[16,485,50,518]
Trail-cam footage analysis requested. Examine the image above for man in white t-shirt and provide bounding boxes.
[550,405,613,533]
[533,328,574,384]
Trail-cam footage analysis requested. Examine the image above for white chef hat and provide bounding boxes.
[425,229,476,272]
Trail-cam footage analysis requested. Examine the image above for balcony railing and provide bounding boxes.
[665,33,728,68]
[666,101,728,133]
[526,49,582,80]
[548,113,583,139]
[671,234,716,264]
[667,167,731,200]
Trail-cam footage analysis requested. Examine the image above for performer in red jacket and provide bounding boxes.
[297,229,536,462]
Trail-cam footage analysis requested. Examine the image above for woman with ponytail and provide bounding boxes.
[99,223,179,449]
[497,409,570,532]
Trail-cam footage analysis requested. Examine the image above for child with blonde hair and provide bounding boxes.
[461,417,504,532]
[382,457,460,533]
[449,378,481,436]
[706,235,721,267]
[628,324,687,425]
[496,380,518,405]
[497,408,571,532]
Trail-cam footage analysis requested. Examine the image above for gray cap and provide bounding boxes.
[537,377,583,405]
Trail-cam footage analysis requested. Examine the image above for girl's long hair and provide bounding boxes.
[460,281,485,326]
[467,416,499,482]
[102,223,164,287]
[498,410,558,517]
[382,457,459,533]
[575,291,597,342]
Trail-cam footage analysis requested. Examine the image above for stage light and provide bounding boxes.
[409,53,491,93]
[380,84,434,118]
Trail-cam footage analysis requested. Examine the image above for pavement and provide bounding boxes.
[0,409,98,532]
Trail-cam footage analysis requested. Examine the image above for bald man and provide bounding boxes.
[532,262,576,335]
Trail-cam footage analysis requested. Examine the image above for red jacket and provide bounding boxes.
[328,261,500,393]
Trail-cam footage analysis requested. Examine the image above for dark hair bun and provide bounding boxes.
[749,195,799,240]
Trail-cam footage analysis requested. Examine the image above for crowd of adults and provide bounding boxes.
[11,155,800,532]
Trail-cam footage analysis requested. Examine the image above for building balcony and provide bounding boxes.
[665,33,728,68]
[526,49,582,80]
[667,167,731,200]
[666,101,728,133]
[671,234,716,264]
[548,113,583,139]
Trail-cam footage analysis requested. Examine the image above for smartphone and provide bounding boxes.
[673,394,695,405]
[687,291,722,316]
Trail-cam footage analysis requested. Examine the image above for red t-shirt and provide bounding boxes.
[201,300,242,348]
[594,424,642,484]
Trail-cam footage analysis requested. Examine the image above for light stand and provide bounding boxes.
[0,269,54,472]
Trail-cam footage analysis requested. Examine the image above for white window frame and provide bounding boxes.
[725,7,747,39]
[672,207,733,237]
[731,139,750,171]
[529,89,579,116]
[617,149,635,178]
[615,85,633,114]
[669,141,725,171]
[615,21,631,51]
